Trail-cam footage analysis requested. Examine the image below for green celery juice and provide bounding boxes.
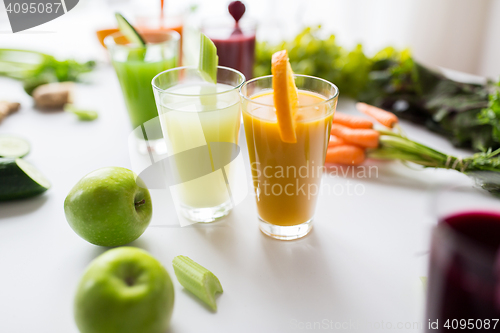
[158,82,241,208]
[113,57,176,140]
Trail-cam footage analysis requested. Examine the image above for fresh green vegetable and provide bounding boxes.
[0,49,95,95]
[115,13,146,47]
[478,80,500,146]
[255,27,372,98]
[0,135,30,158]
[114,13,146,61]
[368,130,500,196]
[199,34,219,84]
[0,158,50,201]
[172,255,223,311]
[255,27,499,151]
[64,104,98,121]
[358,57,498,152]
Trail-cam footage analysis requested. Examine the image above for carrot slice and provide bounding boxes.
[272,50,298,143]
[331,123,379,148]
[328,135,345,147]
[356,102,398,128]
[333,112,373,129]
[326,145,366,165]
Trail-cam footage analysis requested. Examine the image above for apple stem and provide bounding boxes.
[134,199,146,208]
[125,276,135,286]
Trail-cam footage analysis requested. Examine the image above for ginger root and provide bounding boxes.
[33,82,74,109]
[0,101,21,123]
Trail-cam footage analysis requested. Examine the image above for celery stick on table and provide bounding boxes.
[172,256,223,311]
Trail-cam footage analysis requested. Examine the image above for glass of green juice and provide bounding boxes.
[152,66,245,222]
[105,30,180,154]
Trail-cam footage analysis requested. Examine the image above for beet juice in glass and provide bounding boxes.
[426,210,500,331]
[202,1,256,79]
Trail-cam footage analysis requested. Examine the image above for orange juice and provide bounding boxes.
[243,90,334,227]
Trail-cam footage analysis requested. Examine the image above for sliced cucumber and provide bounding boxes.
[64,104,98,121]
[0,135,30,158]
[0,158,50,201]
[115,13,146,47]
[199,33,219,84]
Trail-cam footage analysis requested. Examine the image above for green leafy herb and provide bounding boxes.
[0,49,95,95]
[478,81,500,144]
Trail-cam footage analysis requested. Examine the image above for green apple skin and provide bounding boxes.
[75,247,175,333]
[64,167,152,247]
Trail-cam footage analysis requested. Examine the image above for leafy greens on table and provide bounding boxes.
[255,27,500,152]
[0,49,95,95]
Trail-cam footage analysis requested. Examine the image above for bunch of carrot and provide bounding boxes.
[326,103,399,165]
[325,103,500,197]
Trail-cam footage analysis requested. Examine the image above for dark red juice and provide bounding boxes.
[210,33,255,79]
[426,211,500,331]
[203,1,255,79]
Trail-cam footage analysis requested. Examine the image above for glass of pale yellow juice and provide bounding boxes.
[240,75,338,240]
[152,66,245,223]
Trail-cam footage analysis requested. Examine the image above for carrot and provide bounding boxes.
[331,123,379,148]
[356,102,399,128]
[328,135,345,147]
[326,145,366,165]
[333,112,373,129]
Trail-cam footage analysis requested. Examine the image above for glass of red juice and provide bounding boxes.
[426,207,500,331]
[202,17,256,80]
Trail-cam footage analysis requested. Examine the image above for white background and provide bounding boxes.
[0,1,500,332]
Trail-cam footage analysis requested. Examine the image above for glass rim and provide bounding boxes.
[104,30,180,49]
[151,66,246,96]
[239,74,339,108]
[435,210,500,265]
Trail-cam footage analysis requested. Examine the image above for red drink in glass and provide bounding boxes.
[210,32,255,80]
[203,19,256,80]
[426,211,500,331]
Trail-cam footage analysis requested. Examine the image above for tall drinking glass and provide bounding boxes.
[425,187,500,331]
[152,66,245,222]
[135,14,184,62]
[240,75,338,240]
[105,30,180,154]
[202,17,257,80]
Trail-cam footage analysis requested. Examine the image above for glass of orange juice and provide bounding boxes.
[240,75,338,240]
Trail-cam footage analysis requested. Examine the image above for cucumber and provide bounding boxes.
[0,158,50,201]
[199,33,219,84]
[0,135,30,158]
[64,104,98,121]
[115,13,146,47]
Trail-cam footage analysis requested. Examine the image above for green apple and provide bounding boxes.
[64,167,152,247]
[75,247,175,333]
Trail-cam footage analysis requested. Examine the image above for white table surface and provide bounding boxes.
[0,3,497,333]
